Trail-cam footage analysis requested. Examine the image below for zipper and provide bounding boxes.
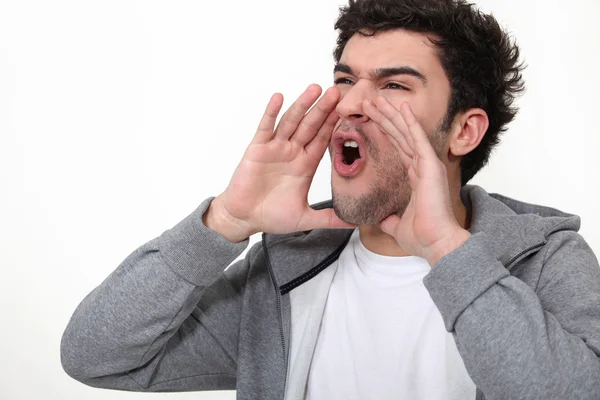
[280,232,353,295]
[262,230,353,399]
[504,240,547,269]
[262,234,288,400]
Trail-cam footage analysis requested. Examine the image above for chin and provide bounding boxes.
[331,187,407,226]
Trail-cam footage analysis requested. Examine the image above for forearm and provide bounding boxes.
[61,249,204,379]
[453,277,600,398]
[61,197,249,380]
[424,233,600,399]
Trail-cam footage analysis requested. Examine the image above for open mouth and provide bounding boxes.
[342,140,361,165]
[333,137,366,177]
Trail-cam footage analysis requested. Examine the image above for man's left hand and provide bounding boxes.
[363,96,471,267]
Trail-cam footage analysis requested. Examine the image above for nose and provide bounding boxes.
[335,81,372,124]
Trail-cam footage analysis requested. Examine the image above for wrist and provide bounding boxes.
[426,228,471,267]
[203,198,253,243]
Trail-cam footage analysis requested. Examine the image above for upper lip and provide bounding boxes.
[331,130,366,159]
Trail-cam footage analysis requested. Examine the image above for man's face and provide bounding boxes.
[329,29,452,225]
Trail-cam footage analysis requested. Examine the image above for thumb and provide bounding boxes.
[379,214,402,237]
[300,208,357,231]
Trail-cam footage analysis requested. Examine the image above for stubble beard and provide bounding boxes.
[332,147,411,226]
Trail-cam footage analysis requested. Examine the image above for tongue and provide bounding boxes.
[334,154,364,177]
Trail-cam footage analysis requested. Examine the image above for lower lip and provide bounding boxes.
[333,154,365,177]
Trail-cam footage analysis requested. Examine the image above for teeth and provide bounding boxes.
[343,140,359,148]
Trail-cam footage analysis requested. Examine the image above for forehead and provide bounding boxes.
[339,29,444,78]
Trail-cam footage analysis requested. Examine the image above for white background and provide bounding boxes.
[1,0,599,399]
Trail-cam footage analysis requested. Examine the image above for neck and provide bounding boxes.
[358,183,470,257]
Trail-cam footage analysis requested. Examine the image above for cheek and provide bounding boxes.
[361,132,391,164]
[383,87,446,129]
[379,90,411,103]
[424,93,450,129]
[407,99,444,133]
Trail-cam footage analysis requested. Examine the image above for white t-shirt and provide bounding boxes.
[305,229,475,400]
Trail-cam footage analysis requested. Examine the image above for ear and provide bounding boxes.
[448,108,489,157]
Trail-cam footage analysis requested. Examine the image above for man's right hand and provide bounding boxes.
[203,84,357,243]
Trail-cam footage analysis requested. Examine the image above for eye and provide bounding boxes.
[334,77,354,86]
[384,82,409,90]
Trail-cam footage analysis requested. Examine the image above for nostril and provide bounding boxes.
[347,113,370,124]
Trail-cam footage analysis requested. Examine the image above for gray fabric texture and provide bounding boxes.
[61,185,600,400]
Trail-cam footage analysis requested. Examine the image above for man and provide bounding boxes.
[61,0,600,399]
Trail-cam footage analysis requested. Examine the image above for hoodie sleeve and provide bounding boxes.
[60,197,260,392]
[423,231,600,400]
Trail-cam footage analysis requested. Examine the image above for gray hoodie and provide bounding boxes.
[60,185,600,400]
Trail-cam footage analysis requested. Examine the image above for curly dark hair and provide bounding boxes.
[333,0,525,185]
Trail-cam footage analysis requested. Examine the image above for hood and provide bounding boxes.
[463,185,580,266]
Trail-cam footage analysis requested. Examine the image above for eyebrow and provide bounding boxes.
[334,63,428,86]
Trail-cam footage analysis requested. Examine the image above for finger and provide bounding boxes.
[397,141,414,171]
[373,96,416,152]
[304,108,340,159]
[252,93,284,145]
[299,208,358,231]
[407,161,418,186]
[291,87,341,147]
[362,99,413,170]
[367,117,413,170]
[275,84,323,141]
[379,213,401,237]
[398,102,438,159]
[363,99,415,160]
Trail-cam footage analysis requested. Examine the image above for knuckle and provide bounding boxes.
[315,101,331,114]
[281,116,297,128]
[299,97,315,109]
[303,120,322,133]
